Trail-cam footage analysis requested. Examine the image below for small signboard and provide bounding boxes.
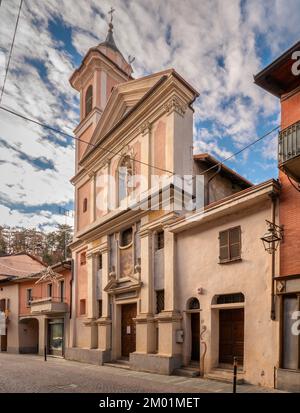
[0,311,6,336]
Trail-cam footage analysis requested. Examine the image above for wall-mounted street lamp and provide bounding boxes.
[261,220,284,254]
[261,218,284,320]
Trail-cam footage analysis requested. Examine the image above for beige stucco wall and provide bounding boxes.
[175,200,279,387]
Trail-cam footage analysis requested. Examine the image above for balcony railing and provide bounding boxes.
[30,296,68,315]
[278,120,300,181]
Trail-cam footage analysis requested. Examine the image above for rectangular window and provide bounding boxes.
[47,284,52,298]
[80,251,86,265]
[282,294,300,370]
[156,290,165,314]
[156,231,164,250]
[219,226,241,263]
[26,289,32,307]
[0,299,5,312]
[98,300,102,319]
[80,299,86,316]
[98,254,103,270]
[59,280,64,303]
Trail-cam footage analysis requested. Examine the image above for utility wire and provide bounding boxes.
[198,125,280,176]
[0,104,280,178]
[0,0,23,105]
[0,105,174,175]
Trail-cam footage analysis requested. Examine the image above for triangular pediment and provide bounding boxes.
[104,274,142,295]
[89,70,173,148]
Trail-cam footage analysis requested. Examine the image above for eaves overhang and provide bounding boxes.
[254,40,300,97]
[167,179,280,233]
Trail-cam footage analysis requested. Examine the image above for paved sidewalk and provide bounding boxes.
[0,353,283,393]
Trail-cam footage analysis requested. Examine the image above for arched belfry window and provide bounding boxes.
[187,297,200,310]
[118,155,134,205]
[85,85,93,116]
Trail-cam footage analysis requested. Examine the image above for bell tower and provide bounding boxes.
[70,8,133,167]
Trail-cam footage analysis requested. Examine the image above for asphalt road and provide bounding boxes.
[0,353,281,393]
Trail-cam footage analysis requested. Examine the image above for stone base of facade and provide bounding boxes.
[65,347,111,366]
[6,346,20,354]
[130,352,182,375]
[277,369,300,392]
[19,346,38,354]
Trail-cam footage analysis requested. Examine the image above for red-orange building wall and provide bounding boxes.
[279,89,300,276]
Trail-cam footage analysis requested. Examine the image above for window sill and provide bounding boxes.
[219,257,242,265]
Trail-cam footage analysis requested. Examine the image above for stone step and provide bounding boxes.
[104,360,131,370]
[174,367,200,378]
[206,369,244,384]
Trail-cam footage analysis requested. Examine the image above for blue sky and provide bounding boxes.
[0,0,299,230]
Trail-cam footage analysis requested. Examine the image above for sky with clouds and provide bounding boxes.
[0,0,299,231]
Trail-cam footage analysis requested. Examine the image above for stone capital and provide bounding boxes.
[155,310,182,323]
[134,313,155,324]
[164,97,187,117]
[95,317,112,326]
[140,121,152,136]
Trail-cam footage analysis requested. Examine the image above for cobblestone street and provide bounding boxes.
[0,353,283,393]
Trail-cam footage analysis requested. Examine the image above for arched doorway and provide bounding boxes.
[187,297,200,362]
[19,318,39,354]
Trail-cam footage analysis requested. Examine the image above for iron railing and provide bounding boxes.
[278,120,300,165]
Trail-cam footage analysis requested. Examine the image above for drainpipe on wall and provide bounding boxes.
[270,192,278,321]
[69,258,74,319]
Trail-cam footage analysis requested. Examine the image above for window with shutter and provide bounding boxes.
[219,226,241,263]
[229,227,241,260]
[219,230,229,261]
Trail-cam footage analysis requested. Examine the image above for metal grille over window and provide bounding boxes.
[156,231,164,250]
[156,290,165,314]
[219,226,241,263]
[98,254,103,270]
[216,293,245,305]
[188,297,200,310]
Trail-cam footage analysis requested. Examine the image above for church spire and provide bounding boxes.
[101,7,120,53]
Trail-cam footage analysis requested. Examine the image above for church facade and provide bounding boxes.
[66,18,282,388]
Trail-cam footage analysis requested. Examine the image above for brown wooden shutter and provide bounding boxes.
[219,230,229,262]
[229,227,241,259]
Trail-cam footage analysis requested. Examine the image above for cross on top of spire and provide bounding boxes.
[108,6,115,24]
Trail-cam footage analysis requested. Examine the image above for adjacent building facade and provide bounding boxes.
[255,40,300,392]
[0,253,72,357]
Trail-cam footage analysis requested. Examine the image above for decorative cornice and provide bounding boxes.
[164,97,187,117]
[88,170,97,179]
[139,227,153,239]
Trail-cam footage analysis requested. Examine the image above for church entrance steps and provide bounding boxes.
[173,364,200,378]
[206,367,244,384]
[104,359,131,370]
